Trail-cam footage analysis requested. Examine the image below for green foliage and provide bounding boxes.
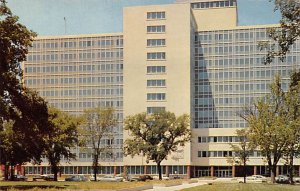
[242,74,300,183]
[260,0,299,64]
[227,129,254,183]
[124,111,191,180]
[82,107,117,181]
[0,0,50,180]
[44,107,82,181]
[279,70,300,184]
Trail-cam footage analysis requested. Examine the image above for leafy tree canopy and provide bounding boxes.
[124,111,191,180]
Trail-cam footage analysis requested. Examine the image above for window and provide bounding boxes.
[147,25,165,33]
[147,39,166,47]
[147,107,165,114]
[147,52,166,60]
[147,93,166,101]
[147,12,165,19]
[79,40,93,47]
[147,66,166,74]
[147,80,166,87]
[191,0,236,9]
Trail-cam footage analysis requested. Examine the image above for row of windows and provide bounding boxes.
[25,165,123,175]
[198,150,262,158]
[194,122,248,129]
[147,93,166,101]
[196,57,297,68]
[195,110,241,119]
[26,76,123,85]
[198,136,245,143]
[49,101,124,111]
[147,79,166,87]
[195,95,255,107]
[41,89,123,97]
[31,38,123,49]
[25,64,123,73]
[147,107,165,114]
[147,39,166,47]
[196,83,289,93]
[196,45,264,55]
[126,165,187,175]
[147,12,165,20]
[191,0,236,9]
[147,66,166,74]
[195,96,259,106]
[27,51,123,61]
[196,70,291,81]
[147,25,165,33]
[147,52,166,60]
[196,29,271,42]
[198,151,232,158]
[78,152,123,159]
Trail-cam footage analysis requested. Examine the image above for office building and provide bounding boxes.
[23,0,300,177]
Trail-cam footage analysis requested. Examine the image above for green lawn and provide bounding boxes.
[0,179,183,190]
[182,183,300,191]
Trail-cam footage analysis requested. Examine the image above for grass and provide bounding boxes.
[0,179,183,190]
[182,183,300,191]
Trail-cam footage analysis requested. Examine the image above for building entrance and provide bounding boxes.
[214,169,232,177]
[196,170,210,177]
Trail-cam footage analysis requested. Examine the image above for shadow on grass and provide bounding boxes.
[0,185,67,191]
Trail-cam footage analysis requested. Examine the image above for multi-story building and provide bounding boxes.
[22,0,300,178]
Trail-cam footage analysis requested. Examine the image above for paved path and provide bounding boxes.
[144,182,207,191]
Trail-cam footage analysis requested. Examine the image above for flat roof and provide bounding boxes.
[35,32,123,40]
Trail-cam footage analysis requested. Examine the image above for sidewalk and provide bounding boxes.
[143,181,207,191]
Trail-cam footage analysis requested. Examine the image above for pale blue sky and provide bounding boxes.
[7,0,280,36]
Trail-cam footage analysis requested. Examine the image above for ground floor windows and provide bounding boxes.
[22,165,300,178]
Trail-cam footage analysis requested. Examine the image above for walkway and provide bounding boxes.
[144,181,208,191]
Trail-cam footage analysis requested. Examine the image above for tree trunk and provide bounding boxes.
[270,165,276,183]
[10,165,14,181]
[4,164,9,181]
[157,161,162,180]
[52,164,58,181]
[93,154,99,181]
[243,160,246,183]
[289,154,294,185]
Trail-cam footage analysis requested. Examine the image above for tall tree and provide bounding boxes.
[44,107,82,181]
[83,107,116,181]
[261,0,299,64]
[280,71,300,184]
[124,111,191,180]
[227,129,254,183]
[259,0,300,183]
[0,0,50,180]
[0,89,50,180]
[241,75,289,183]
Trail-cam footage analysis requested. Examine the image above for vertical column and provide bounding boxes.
[123,166,127,178]
[187,165,191,179]
[114,166,117,175]
[210,166,214,177]
[40,166,43,175]
[276,166,279,176]
[0,165,3,178]
[232,166,235,177]
[144,166,147,175]
[165,166,169,176]
[253,166,257,175]
[21,166,25,176]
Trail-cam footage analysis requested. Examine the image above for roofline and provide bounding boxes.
[35,32,123,40]
[196,24,280,32]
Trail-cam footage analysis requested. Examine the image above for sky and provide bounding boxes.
[7,0,281,36]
